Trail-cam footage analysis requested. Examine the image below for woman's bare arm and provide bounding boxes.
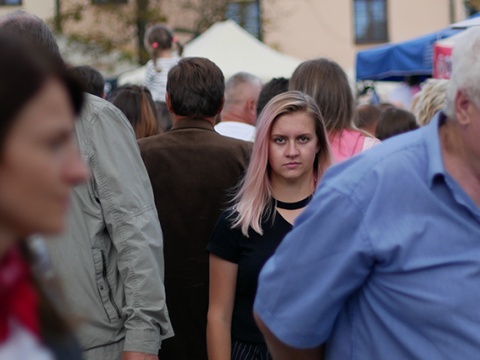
[207,254,239,360]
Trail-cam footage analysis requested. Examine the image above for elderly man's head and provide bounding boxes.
[445,27,480,121]
[222,72,262,125]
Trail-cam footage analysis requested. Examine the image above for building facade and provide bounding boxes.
[0,0,55,20]
[0,0,469,75]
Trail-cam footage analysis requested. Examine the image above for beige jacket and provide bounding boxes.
[48,94,173,354]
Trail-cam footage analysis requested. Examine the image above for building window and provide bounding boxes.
[226,0,262,39]
[92,0,127,4]
[354,0,388,44]
[0,0,22,5]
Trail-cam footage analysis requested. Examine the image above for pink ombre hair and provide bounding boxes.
[230,91,332,236]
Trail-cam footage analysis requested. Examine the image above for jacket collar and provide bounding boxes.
[425,111,447,187]
[171,118,216,132]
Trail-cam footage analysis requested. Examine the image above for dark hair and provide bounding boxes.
[405,75,422,87]
[109,85,158,139]
[256,77,289,116]
[289,58,355,134]
[166,57,225,118]
[69,66,105,98]
[154,101,173,132]
[144,24,183,71]
[0,35,83,152]
[0,10,61,60]
[355,104,381,130]
[378,102,395,111]
[376,107,418,140]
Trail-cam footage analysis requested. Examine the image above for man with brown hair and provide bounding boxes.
[139,57,252,360]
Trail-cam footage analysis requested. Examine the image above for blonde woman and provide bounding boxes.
[206,91,332,360]
[411,79,449,126]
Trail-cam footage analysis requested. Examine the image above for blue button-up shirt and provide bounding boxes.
[254,113,480,359]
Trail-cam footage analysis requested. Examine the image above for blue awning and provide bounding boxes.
[355,28,460,81]
[355,13,480,82]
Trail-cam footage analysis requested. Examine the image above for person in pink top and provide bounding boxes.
[289,58,380,163]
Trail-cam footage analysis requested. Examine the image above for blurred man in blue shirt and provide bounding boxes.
[254,27,480,360]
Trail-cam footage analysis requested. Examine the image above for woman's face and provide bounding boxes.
[0,79,88,238]
[268,111,319,185]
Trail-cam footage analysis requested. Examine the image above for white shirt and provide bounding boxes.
[214,122,255,142]
[0,322,54,360]
[144,57,180,102]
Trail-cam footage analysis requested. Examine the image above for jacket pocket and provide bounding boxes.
[92,248,122,322]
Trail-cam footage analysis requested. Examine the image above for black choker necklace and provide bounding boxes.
[274,194,313,210]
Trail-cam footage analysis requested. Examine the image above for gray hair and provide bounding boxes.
[225,72,262,104]
[0,10,61,59]
[445,27,480,118]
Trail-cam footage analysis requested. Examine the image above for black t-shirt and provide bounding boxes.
[206,210,292,343]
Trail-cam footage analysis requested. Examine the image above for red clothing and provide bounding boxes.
[0,247,39,342]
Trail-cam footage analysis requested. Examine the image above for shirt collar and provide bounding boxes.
[171,118,216,132]
[425,111,447,187]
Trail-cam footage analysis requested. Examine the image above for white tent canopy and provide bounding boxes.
[118,20,302,85]
[450,16,480,29]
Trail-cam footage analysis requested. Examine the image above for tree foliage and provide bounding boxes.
[465,0,480,14]
[177,0,230,35]
[54,0,166,65]
[53,0,268,68]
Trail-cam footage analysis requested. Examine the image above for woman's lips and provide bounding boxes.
[284,162,300,169]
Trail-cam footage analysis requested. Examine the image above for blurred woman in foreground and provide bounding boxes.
[207,91,332,360]
[0,34,88,359]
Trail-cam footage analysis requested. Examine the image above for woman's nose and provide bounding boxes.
[65,149,90,186]
[286,142,299,157]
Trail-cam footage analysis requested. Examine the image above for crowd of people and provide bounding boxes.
[2,8,480,360]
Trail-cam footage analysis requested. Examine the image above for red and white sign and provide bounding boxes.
[433,44,453,79]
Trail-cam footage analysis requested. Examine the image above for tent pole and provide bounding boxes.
[449,0,455,23]
[257,0,263,41]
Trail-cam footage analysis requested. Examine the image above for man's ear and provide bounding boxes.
[216,97,225,115]
[165,92,174,114]
[246,97,255,113]
[455,90,474,126]
[246,98,257,123]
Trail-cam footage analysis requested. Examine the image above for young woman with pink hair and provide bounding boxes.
[206,91,332,360]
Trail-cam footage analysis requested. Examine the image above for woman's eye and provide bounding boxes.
[49,139,63,151]
[47,136,69,154]
[298,136,310,143]
[274,137,285,144]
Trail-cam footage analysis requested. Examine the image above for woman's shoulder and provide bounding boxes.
[208,209,244,261]
[213,209,239,233]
